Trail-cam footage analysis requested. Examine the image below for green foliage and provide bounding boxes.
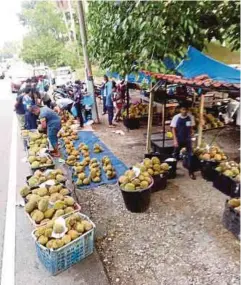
[19,0,81,69]
[0,41,20,59]
[88,1,240,75]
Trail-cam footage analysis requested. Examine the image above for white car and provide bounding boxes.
[55,66,74,87]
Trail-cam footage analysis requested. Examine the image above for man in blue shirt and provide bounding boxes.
[171,103,196,179]
[30,105,61,157]
[104,76,116,127]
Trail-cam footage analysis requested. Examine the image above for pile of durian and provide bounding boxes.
[33,213,93,250]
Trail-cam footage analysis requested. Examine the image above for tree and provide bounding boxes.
[87,1,240,75]
[19,0,81,68]
[0,41,20,59]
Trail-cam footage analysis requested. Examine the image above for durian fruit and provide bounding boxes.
[34,227,46,238]
[82,220,93,231]
[93,143,103,153]
[20,186,31,198]
[59,188,70,196]
[37,187,48,197]
[38,235,48,245]
[64,207,75,214]
[32,210,44,223]
[68,230,80,240]
[44,208,55,219]
[64,197,75,206]
[54,201,66,210]
[50,193,64,203]
[44,228,53,238]
[38,198,49,212]
[54,209,65,218]
[28,176,39,188]
[83,178,90,185]
[75,222,85,233]
[228,198,240,208]
[49,185,59,194]
[56,174,66,183]
[26,194,41,203]
[62,234,71,245]
[25,201,37,213]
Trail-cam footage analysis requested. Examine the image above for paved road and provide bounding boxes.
[0,80,109,285]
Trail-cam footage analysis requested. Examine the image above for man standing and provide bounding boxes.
[104,76,115,128]
[22,88,37,130]
[30,105,61,157]
[101,75,109,115]
[171,103,196,179]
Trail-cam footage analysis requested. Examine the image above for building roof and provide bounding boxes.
[143,72,240,92]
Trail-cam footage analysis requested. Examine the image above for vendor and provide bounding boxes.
[30,105,61,157]
[170,103,196,180]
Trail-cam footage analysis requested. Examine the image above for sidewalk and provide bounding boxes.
[15,132,110,285]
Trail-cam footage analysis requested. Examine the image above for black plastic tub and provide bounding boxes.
[120,181,153,213]
[200,160,219,181]
[165,159,177,179]
[213,172,240,197]
[151,173,167,192]
[222,200,240,240]
[123,118,140,130]
[151,140,174,160]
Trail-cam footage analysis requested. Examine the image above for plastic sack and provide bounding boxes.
[71,105,77,117]
[82,95,94,107]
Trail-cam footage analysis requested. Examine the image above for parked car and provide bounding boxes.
[55,66,75,87]
[9,66,33,93]
[0,67,5,79]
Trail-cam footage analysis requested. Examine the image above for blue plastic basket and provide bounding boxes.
[32,213,95,275]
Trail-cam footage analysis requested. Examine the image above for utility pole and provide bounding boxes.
[68,0,77,42]
[77,0,99,123]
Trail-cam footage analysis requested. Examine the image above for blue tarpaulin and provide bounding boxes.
[176,46,240,84]
[60,131,128,190]
[106,71,151,84]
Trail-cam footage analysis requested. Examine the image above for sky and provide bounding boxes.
[0,0,25,48]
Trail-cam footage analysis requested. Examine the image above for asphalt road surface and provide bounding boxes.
[0,80,109,285]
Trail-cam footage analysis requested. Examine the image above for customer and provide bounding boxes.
[73,81,84,129]
[14,93,25,129]
[104,76,115,127]
[30,105,61,157]
[23,88,37,130]
[101,75,108,115]
[171,103,196,179]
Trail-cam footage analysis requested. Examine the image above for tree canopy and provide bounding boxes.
[87,1,240,75]
[19,0,80,68]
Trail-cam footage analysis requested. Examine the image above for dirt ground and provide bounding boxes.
[76,102,240,285]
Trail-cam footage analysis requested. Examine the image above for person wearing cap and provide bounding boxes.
[171,102,196,179]
[30,105,61,157]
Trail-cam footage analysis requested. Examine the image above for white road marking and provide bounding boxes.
[1,114,17,285]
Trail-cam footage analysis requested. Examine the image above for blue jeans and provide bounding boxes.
[25,111,37,130]
[103,96,107,113]
[48,124,61,148]
[106,106,114,125]
[173,140,194,173]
